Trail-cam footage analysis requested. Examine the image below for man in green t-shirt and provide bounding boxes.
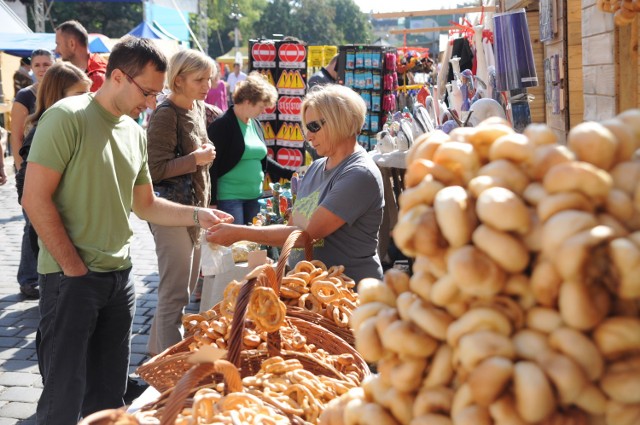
[22,37,232,425]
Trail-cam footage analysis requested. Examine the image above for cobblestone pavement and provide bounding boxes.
[0,157,198,424]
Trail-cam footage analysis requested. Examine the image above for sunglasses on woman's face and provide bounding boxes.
[305,119,326,133]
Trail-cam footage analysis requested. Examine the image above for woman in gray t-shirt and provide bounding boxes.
[206,84,384,282]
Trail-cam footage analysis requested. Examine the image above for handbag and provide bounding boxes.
[154,174,194,205]
[152,102,195,205]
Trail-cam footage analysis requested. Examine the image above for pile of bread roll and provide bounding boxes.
[320,110,640,425]
[597,0,639,25]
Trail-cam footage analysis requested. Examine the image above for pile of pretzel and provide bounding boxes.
[183,284,301,352]
[243,356,359,424]
[320,110,640,425]
[597,0,639,25]
[182,281,362,384]
[281,260,359,329]
[174,390,289,425]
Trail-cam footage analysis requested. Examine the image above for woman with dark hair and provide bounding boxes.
[208,71,293,225]
[10,49,54,298]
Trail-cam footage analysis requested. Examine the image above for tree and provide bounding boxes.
[206,0,267,58]
[329,0,372,44]
[39,1,141,37]
[251,0,370,46]
[253,0,292,40]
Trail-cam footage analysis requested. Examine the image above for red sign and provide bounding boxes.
[267,147,274,159]
[276,148,303,168]
[251,42,276,62]
[264,104,276,114]
[277,96,303,115]
[278,43,306,63]
[289,97,302,115]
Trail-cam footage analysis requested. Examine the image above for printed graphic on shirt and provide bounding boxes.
[291,190,324,247]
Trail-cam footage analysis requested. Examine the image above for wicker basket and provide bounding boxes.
[137,359,303,425]
[137,231,367,392]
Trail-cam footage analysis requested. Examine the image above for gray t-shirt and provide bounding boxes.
[288,147,384,282]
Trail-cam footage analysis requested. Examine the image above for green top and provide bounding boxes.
[28,93,151,274]
[217,117,267,201]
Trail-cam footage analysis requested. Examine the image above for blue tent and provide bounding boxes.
[127,21,171,40]
[0,32,111,57]
[0,33,55,57]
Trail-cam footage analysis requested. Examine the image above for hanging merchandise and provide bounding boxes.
[492,9,538,92]
[337,44,395,151]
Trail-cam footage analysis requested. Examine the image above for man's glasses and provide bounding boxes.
[305,119,326,134]
[121,70,161,99]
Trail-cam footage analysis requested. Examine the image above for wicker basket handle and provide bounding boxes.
[275,230,313,285]
[160,359,243,425]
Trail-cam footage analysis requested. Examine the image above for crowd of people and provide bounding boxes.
[1,22,385,424]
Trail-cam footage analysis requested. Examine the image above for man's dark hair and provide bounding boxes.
[106,36,168,78]
[56,20,89,47]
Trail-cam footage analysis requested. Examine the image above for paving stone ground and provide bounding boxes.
[0,155,198,424]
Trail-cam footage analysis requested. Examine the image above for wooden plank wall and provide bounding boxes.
[581,0,617,120]
[567,0,584,127]
[617,15,639,112]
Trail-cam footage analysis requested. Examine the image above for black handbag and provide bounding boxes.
[153,174,194,205]
[152,102,195,205]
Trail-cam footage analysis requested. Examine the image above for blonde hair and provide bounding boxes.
[233,71,278,106]
[301,84,366,144]
[167,49,215,93]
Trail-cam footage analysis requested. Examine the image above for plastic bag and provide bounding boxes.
[200,235,235,276]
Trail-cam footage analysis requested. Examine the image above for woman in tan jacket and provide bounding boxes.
[146,49,219,355]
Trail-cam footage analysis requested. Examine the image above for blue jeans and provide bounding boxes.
[18,209,39,287]
[36,268,135,425]
[217,198,260,226]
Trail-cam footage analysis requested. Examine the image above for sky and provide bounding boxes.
[353,0,462,14]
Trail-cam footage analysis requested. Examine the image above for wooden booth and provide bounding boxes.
[502,0,640,142]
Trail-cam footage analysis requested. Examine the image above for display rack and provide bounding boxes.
[249,39,308,171]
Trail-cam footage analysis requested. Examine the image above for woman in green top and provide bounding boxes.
[208,72,293,225]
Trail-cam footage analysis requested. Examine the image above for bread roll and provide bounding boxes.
[489,132,535,164]
[434,186,476,248]
[513,361,556,423]
[524,122,558,146]
[472,224,530,273]
[543,161,613,203]
[476,187,530,233]
[567,121,618,170]
[448,245,507,298]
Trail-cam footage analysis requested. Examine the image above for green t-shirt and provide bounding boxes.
[217,118,267,201]
[28,93,152,274]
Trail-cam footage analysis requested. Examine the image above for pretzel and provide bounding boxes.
[294,260,316,274]
[311,280,341,303]
[247,287,286,333]
[327,265,345,277]
[243,333,261,348]
[326,299,352,328]
[282,275,308,288]
[298,293,323,313]
[192,388,222,422]
[310,260,328,270]
[280,286,303,299]
[286,383,322,422]
[182,313,207,331]
[220,280,243,319]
